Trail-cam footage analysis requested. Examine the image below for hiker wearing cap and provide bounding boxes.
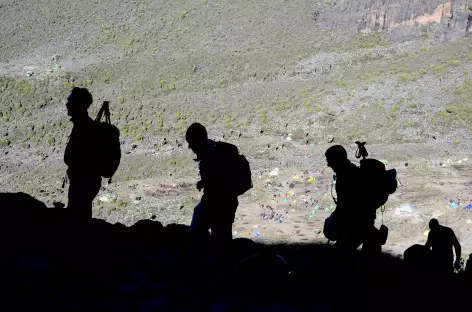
[64,87,101,219]
[426,219,461,274]
[185,123,252,272]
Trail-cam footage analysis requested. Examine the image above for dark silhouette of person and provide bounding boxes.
[185,123,239,271]
[425,219,461,273]
[64,87,101,219]
[325,145,379,255]
[465,253,472,278]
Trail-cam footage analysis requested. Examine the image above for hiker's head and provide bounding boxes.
[325,145,348,171]
[66,87,93,117]
[185,123,208,154]
[429,218,440,231]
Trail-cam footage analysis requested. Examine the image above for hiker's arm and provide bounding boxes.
[452,231,462,267]
[425,233,432,250]
[196,180,204,191]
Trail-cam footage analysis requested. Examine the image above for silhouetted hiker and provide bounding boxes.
[64,88,121,218]
[323,145,379,255]
[425,219,461,273]
[185,123,252,273]
[64,87,101,218]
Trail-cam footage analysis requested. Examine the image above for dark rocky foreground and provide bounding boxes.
[0,192,470,312]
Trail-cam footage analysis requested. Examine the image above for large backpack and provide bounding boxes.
[355,141,397,210]
[95,101,121,182]
[215,142,253,196]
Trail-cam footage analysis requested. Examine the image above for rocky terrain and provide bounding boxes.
[1,192,470,311]
[1,0,472,258]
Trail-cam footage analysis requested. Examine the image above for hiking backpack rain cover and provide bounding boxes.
[95,101,121,180]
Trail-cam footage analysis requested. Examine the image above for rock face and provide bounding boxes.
[316,0,472,41]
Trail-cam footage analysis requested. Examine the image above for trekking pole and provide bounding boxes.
[380,205,385,225]
[355,141,368,160]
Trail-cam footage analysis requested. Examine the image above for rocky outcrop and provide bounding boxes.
[316,0,472,41]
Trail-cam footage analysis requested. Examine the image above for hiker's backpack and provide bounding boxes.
[355,141,397,210]
[95,101,121,181]
[215,142,253,196]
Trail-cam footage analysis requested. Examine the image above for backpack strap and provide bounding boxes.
[95,101,111,124]
[331,174,337,204]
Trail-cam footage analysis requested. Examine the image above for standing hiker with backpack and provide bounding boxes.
[185,123,252,272]
[324,143,396,259]
[64,88,121,219]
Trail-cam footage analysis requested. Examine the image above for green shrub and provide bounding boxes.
[36,100,47,109]
[439,109,448,120]
[448,60,460,67]
[218,79,228,88]
[134,133,143,141]
[47,137,55,145]
[399,73,409,82]
[179,10,188,20]
[337,79,347,88]
[0,138,10,146]
[420,26,428,40]
[434,66,444,75]
[22,83,32,93]
[102,73,111,84]
[258,109,267,123]
[390,104,401,113]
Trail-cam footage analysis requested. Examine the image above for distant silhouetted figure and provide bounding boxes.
[185,123,252,272]
[425,219,461,273]
[324,145,379,255]
[64,88,101,219]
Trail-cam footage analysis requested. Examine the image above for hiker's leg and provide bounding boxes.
[335,230,363,271]
[188,202,211,273]
[210,197,238,271]
[211,219,233,257]
[68,176,100,219]
[67,178,88,218]
[361,226,381,272]
[86,177,101,218]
